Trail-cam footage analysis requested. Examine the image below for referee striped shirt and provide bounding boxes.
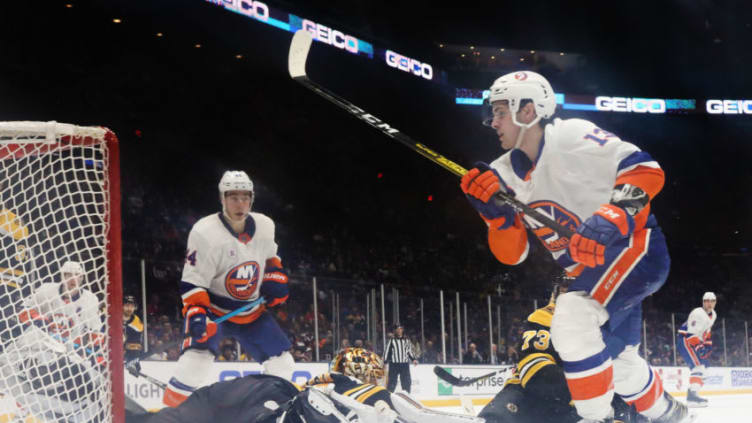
[383,337,415,363]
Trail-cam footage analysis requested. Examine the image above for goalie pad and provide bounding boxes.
[390,392,485,423]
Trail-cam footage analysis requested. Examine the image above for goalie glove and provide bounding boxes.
[460,162,517,230]
[569,204,635,267]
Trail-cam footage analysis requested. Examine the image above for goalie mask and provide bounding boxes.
[218,170,254,221]
[483,71,556,128]
[331,347,385,385]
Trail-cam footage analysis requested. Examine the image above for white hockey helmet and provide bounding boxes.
[702,292,716,301]
[60,260,84,277]
[218,170,254,196]
[218,170,254,218]
[485,70,557,128]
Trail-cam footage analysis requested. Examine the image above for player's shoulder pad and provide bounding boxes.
[82,289,98,302]
[129,315,144,331]
[545,118,601,149]
[36,282,59,294]
[191,213,221,234]
[250,211,274,228]
[526,305,554,328]
[250,212,275,236]
[689,307,706,318]
[489,150,513,171]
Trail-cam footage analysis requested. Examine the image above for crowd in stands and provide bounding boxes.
[122,157,752,368]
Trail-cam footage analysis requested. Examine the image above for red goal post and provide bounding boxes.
[0,121,123,423]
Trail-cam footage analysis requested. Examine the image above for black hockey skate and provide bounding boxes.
[685,390,708,408]
[654,392,694,423]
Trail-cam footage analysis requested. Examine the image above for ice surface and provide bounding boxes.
[431,393,752,422]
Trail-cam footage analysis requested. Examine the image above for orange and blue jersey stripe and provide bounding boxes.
[621,368,665,413]
[562,350,613,402]
[589,229,650,306]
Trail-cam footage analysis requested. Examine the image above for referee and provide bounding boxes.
[383,324,418,393]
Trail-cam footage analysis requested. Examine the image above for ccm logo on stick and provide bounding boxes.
[385,50,433,80]
[302,19,359,54]
[706,100,752,114]
[595,97,666,114]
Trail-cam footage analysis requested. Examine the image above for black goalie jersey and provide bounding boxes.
[305,372,394,410]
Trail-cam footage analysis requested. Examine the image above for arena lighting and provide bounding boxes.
[112,18,122,23]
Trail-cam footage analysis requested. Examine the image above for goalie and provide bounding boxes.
[128,347,477,423]
[0,260,107,422]
[19,260,104,362]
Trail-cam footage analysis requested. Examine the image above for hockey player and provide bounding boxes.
[478,285,650,423]
[308,347,391,407]
[2,261,106,423]
[677,292,717,407]
[19,260,103,358]
[124,294,144,361]
[162,170,293,407]
[461,71,688,422]
[130,347,390,423]
[132,347,476,423]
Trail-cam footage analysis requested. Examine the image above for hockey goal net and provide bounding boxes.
[0,121,123,423]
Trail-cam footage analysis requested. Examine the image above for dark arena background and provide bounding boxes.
[1,1,752,421]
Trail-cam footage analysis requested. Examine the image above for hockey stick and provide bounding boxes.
[127,365,167,391]
[126,296,267,365]
[288,30,574,239]
[433,366,502,387]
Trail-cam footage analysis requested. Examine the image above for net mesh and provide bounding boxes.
[0,121,118,423]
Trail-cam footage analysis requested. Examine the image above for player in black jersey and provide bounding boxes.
[126,347,394,423]
[478,285,650,423]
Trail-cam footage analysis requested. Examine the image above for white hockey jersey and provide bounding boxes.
[25,282,101,342]
[489,118,661,268]
[180,212,280,324]
[678,307,716,340]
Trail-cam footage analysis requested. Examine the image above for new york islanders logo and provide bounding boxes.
[525,201,580,252]
[225,261,260,300]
